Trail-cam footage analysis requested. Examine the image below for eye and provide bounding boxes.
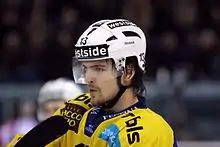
[95,66,105,71]
[82,66,87,74]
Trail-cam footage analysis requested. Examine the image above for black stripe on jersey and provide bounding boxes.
[126,126,143,133]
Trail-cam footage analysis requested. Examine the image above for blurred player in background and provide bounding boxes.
[2,77,83,146]
[37,77,83,122]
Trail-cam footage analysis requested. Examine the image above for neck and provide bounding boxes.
[106,88,138,113]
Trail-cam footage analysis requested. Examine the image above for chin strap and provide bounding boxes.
[103,76,128,109]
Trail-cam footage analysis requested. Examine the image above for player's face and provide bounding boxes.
[42,99,65,120]
[82,60,119,106]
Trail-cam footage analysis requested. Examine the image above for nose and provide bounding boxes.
[84,71,95,84]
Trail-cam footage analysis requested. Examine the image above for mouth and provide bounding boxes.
[89,88,98,93]
[88,85,99,95]
[90,89,97,92]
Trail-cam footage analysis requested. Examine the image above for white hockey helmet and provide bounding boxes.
[37,78,83,121]
[72,19,147,84]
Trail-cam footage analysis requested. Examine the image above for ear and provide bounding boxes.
[121,64,135,86]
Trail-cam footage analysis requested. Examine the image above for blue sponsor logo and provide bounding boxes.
[99,124,121,147]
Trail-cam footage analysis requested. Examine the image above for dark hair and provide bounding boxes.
[108,57,146,96]
[126,56,146,96]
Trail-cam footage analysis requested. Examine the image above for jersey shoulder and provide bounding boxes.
[135,108,173,134]
[54,93,93,114]
[66,93,93,109]
[118,108,174,140]
[117,108,175,146]
[53,93,93,133]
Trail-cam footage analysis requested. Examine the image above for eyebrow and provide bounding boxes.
[82,64,107,69]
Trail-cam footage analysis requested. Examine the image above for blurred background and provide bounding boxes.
[0,0,220,146]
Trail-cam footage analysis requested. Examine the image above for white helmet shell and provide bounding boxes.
[73,19,147,83]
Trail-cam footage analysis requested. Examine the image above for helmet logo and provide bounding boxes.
[80,37,88,45]
[139,53,146,68]
[139,53,145,62]
[107,20,136,29]
[75,44,109,59]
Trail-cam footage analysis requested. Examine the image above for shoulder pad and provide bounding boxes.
[53,93,93,133]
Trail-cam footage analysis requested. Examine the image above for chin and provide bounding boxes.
[91,96,104,107]
[90,96,98,106]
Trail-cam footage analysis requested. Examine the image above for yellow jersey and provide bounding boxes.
[7,93,178,147]
[7,93,93,147]
[73,95,177,147]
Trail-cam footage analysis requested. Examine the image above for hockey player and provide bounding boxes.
[70,19,178,146]
[8,19,178,147]
[6,77,83,147]
[37,77,84,122]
